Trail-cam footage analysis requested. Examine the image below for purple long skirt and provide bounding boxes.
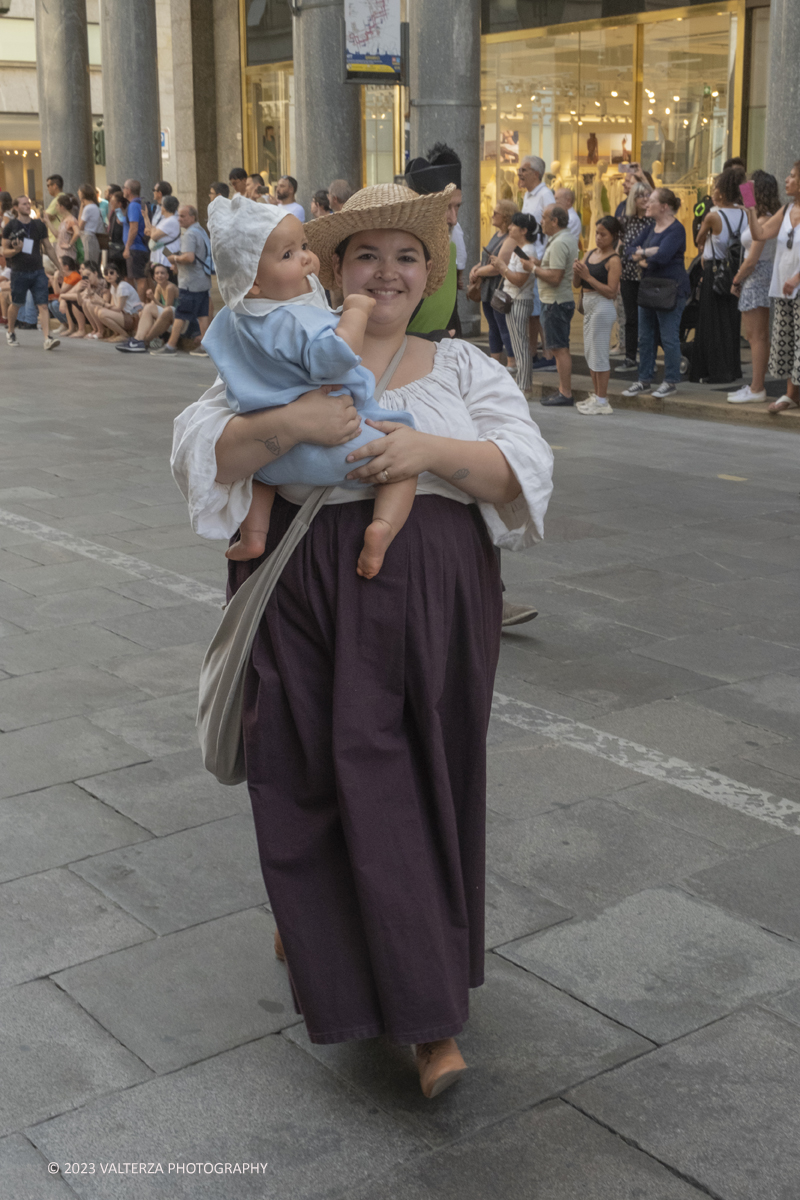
[227,494,502,1045]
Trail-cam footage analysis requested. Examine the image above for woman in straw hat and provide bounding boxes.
[172,182,553,1098]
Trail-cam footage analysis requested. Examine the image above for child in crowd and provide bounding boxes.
[204,194,417,579]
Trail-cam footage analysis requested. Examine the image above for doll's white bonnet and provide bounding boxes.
[207,194,291,310]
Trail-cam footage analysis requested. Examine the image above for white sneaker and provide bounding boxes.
[622,381,651,396]
[650,381,677,399]
[43,336,60,351]
[577,396,613,415]
[6,330,19,347]
[727,384,767,403]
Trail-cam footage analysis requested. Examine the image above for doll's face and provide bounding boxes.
[246,215,319,301]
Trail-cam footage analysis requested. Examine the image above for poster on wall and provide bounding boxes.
[344,0,402,82]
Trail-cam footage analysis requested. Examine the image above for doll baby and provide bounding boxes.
[204,194,417,579]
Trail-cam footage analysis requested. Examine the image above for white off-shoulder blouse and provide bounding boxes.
[171,338,554,551]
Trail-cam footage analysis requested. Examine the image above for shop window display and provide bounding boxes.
[244,63,295,184]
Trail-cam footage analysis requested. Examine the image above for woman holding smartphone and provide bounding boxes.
[490,212,539,394]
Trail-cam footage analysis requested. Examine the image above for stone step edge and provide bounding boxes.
[526,378,800,432]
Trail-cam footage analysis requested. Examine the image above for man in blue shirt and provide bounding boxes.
[121,179,150,303]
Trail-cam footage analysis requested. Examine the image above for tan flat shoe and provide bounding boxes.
[274,930,286,962]
[414,1038,467,1099]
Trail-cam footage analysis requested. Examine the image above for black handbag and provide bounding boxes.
[638,275,678,311]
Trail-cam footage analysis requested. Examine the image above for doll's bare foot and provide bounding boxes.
[225,531,268,561]
[357,518,393,579]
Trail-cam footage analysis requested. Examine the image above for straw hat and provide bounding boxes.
[305,182,455,297]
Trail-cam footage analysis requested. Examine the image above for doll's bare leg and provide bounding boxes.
[357,476,417,579]
[226,480,276,561]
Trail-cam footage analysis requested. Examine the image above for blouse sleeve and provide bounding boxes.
[170,377,253,540]
[451,341,554,550]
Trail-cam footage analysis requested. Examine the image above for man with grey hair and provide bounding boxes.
[328,179,353,212]
[152,204,211,356]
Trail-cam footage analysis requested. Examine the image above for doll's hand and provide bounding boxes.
[293,386,362,446]
[342,295,376,316]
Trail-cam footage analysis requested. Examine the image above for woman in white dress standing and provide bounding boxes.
[76,184,105,265]
[573,215,622,414]
[728,170,779,405]
[172,183,553,1099]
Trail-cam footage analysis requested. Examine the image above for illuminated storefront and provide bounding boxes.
[480,1,770,257]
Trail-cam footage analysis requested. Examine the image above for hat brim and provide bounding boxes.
[305,184,454,297]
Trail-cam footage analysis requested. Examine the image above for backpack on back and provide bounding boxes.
[711,209,745,296]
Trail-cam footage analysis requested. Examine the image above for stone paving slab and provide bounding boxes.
[0,979,151,1137]
[486,742,641,817]
[0,1134,78,1200]
[77,748,251,836]
[0,585,146,632]
[54,908,301,1073]
[684,671,800,739]
[0,558,136,597]
[500,888,800,1043]
[634,630,800,683]
[0,867,153,986]
[71,815,266,934]
[486,798,725,914]
[608,779,790,851]
[567,1009,800,1200]
[685,837,800,940]
[0,784,151,883]
[348,1100,707,1200]
[0,716,149,801]
[97,641,206,698]
[85,692,200,758]
[739,736,800,781]
[484,870,573,948]
[518,649,718,713]
[284,955,651,1149]
[30,1035,425,1200]
[0,624,146,677]
[596,697,785,766]
[97,603,222,651]
[0,665,149,731]
[503,611,670,663]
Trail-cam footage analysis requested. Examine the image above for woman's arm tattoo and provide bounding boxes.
[254,435,281,456]
[451,468,470,481]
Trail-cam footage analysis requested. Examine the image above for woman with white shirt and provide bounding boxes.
[573,215,622,414]
[691,166,747,384]
[76,184,105,264]
[746,160,800,413]
[728,171,779,404]
[171,183,553,1098]
[91,262,143,340]
[490,211,539,393]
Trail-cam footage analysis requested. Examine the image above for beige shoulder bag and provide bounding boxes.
[197,337,407,785]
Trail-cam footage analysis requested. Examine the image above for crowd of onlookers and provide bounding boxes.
[0,168,339,357]
[468,152,800,415]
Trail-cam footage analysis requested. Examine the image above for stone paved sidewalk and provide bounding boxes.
[1,337,800,1198]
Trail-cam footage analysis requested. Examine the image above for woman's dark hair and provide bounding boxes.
[104,262,119,276]
[82,259,101,275]
[333,233,431,266]
[56,192,72,211]
[313,189,332,213]
[0,190,13,214]
[155,180,172,196]
[653,187,681,213]
[61,255,78,272]
[715,166,744,204]
[596,215,621,242]
[509,211,538,240]
[79,183,98,204]
[751,170,780,219]
[162,194,179,214]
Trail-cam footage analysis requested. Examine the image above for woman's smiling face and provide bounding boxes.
[334,229,431,325]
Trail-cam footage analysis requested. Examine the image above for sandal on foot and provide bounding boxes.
[414,1038,467,1099]
[768,395,800,414]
